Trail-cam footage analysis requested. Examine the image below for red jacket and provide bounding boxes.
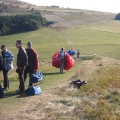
[26,48,39,70]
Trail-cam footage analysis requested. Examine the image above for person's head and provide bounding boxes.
[1,45,6,52]
[61,47,64,51]
[27,41,32,49]
[15,40,22,48]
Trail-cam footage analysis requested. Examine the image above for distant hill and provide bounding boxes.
[0,0,37,15]
[41,7,116,30]
[0,0,116,31]
[0,0,48,35]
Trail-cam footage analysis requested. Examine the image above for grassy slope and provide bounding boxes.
[1,20,120,61]
[0,19,120,91]
[0,8,120,119]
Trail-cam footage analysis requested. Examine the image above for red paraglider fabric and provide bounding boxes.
[52,52,75,70]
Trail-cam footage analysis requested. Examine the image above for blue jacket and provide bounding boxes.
[3,50,14,70]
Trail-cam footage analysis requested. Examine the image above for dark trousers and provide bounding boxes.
[3,69,9,89]
[0,83,4,98]
[60,59,65,72]
[77,53,80,58]
[18,69,25,93]
[24,68,34,86]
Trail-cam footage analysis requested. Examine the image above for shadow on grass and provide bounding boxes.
[43,72,64,75]
[4,91,29,98]
[15,94,30,98]
[15,94,41,98]
[4,91,17,98]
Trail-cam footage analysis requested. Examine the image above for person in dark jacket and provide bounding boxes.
[15,40,28,95]
[1,45,14,91]
[24,41,39,86]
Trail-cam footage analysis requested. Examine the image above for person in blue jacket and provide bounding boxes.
[1,45,14,91]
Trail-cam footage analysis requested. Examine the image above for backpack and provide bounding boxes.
[30,71,43,84]
[25,85,41,96]
[69,79,87,89]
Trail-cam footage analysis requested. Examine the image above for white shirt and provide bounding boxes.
[59,51,66,59]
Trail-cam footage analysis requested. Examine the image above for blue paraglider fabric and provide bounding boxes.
[67,50,76,56]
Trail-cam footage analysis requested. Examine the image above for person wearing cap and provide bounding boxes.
[58,48,67,73]
[24,41,39,86]
[1,45,14,91]
[15,40,28,95]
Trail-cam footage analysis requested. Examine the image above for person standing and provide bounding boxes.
[77,49,80,58]
[15,40,28,95]
[58,48,66,73]
[24,41,39,86]
[1,45,14,91]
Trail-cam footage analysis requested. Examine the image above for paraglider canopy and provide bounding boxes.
[67,49,76,56]
[52,52,75,70]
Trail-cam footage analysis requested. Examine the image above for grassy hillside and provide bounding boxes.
[1,20,120,61]
[0,0,37,15]
[0,5,120,120]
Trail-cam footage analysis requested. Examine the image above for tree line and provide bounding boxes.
[0,14,47,35]
[115,13,120,20]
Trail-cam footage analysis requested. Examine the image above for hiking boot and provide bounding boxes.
[16,89,26,96]
[16,88,20,93]
[60,68,63,73]
[2,88,9,91]
[20,90,26,96]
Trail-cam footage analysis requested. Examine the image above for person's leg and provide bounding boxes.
[0,83,4,98]
[3,69,9,89]
[24,68,28,84]
[60,59,64,73]
[16,68,28,93]
[77,53,79,58]
[28,69,34,86]
[18,70,25,94]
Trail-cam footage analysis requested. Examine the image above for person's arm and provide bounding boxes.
[18,48,28,70]
[33,50,39,71]
[22,50,28,68]
[5,51,14,61]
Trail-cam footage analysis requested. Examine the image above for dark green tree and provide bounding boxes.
[115,13,120,20]
[0,14,47,35]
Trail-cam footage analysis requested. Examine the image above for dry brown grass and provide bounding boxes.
[1,56,120,120]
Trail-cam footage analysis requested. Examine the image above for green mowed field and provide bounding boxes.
[0,16,120,119]
[0,19,120,92]
[1,19,120,62]
[0,19,120,93]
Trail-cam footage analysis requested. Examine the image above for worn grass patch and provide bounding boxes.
[51,58,120,120]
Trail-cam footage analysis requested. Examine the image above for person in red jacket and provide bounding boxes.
[24,42,39,86]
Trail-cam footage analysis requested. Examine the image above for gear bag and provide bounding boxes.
[25,85,41,96]
[30,71,43,84]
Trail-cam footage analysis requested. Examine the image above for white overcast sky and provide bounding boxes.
[20,0,120,13]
